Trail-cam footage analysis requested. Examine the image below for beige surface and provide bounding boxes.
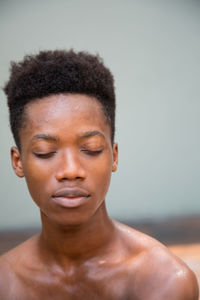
[169,243,200,290]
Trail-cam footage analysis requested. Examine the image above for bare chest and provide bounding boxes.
[9,266,134,300]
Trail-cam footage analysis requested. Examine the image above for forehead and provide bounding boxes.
[21,93,110,141]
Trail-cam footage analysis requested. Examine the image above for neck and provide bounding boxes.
[38,202,115,265]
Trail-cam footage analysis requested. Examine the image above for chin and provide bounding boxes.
[45,211,94,228]
[40,201,104,228]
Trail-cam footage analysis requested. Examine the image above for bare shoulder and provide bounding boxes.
[0,247,22,298]
[0,251,15,298]
[114,221,199,300]
[0,234,39,298]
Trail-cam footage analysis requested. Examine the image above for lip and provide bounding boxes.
[52,187,90,208]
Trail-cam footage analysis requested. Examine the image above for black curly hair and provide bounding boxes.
[3,49,116,149]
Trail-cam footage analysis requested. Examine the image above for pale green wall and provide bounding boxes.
[0,0,200,229]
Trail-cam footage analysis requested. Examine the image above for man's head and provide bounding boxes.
[4,49,116,149]
[3,50,118,226]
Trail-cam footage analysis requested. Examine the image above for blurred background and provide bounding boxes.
[0,0,200,253]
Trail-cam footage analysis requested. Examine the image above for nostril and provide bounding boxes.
[55,169,85,181]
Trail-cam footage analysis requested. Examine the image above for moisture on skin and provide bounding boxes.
[0,94,198,300]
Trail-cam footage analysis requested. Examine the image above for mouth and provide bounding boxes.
[52,187,90,208]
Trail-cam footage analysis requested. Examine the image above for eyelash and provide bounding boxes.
[33,149,103,159]
[82,149,103,156]
[33,152,56,158]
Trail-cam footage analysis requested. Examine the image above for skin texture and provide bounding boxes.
[0,93,198,300]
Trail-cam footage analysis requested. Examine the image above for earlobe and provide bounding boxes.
[112,143,118,172]
[11,146,24,178]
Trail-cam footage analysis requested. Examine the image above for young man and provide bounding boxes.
[0,50,198,299]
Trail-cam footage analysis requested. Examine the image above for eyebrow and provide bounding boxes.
[31,134,59,142]
[30,131,105,142]
[79,130,105,140]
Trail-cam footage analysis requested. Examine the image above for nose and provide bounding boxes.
[55,150,86,181]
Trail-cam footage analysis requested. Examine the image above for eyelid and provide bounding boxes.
[81,149,103,155]
[83,149,103,152]
[81,144,104,151]
[33,151,56,158]
[81,141,105,147]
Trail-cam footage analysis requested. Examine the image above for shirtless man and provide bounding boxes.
[0,50,198,299]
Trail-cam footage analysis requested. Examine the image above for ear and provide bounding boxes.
[112,143,118,172]
[11,146,24,178]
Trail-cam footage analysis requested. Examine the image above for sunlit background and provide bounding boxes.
[0,0,200,230]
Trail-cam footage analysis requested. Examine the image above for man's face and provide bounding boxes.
[11,94,118,226]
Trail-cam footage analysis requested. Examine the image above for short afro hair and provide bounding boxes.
[3,49,116,148]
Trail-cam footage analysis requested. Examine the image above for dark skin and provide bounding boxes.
[0,94,198,299]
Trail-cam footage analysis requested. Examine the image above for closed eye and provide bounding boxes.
[33,152,56,158]
[82,149,103,156]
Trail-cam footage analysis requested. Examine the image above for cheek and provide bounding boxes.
[89,156,113,197]
[22,162,52,203]
[23,157,54,181]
